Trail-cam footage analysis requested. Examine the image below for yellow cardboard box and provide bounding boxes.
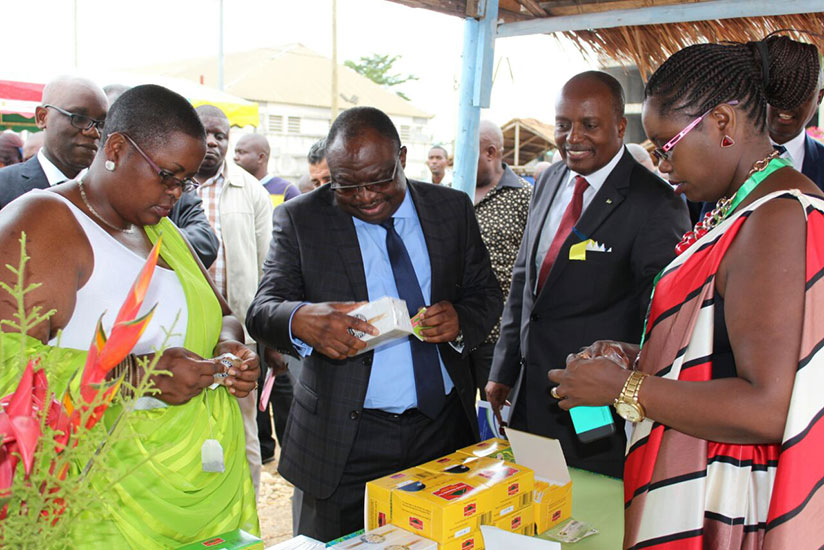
[364,467,439,531]
[534,478,573,533]
[493,505,535,536]
[506,429,574,535]
[456,438,514,461]
[440,530,486,550]
[391,457,534,544]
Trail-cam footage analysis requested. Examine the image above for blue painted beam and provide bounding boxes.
[454,0,500,197]
[497,0,824,38]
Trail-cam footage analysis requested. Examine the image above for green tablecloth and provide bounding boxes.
[536,468,624,549]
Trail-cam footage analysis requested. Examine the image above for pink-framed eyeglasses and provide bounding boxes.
[652,100,739,162]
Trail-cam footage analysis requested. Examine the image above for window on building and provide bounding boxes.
[268,115,283,133]
[288,116,302,134]
[400,125,411,142]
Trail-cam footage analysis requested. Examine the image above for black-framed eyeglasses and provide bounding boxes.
[651,100,740,162]
[43,104,105,132]
[121,133,200,193]
[329,156,401,196]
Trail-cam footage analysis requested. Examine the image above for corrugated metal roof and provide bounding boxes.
[137,44,431,119]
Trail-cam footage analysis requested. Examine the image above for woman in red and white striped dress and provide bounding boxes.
[548,35,824,549]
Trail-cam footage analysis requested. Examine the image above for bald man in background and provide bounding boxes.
[0,76,107,208]
[234,133,299,208]
[22,132,44,161]
[470,120,532,398]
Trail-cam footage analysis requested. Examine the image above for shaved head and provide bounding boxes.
[41,75,107,108]
[195,104,230,124]
[476,120,505,191]
[234,133,271,179]
[479,120,504,150]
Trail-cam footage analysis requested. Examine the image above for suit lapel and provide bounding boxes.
[537,150,633,299]
[527,166,567,291]
[407,181,442,303]
[321,188,369,301]
[21,157,49,189]
[802,135,824,191]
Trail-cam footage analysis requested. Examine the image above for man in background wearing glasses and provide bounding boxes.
[0,76,219,269]
[247,106,502,542]
[0,76,107,208]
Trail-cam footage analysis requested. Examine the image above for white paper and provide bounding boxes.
[267,535,326,550]
[505,428,571,484]
[480,525,561,550]
[477,400,511,439]
[347,296,418,354]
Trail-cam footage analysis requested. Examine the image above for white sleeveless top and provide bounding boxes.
[44,191,188,353]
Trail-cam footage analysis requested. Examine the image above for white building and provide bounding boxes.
[140,44,434,182]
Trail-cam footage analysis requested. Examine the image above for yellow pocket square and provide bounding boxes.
[569,239,612,261]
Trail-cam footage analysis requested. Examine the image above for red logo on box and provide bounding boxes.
[511,516,522,529]
[464,503,476,516]
[378,512,387,527]
[434,482,473,501]
[552,510,562,521]
[203,539,225,547]
[462,538,475,550]
[508,482,519,496]
[410,517,424,530]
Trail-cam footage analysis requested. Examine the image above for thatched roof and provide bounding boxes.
[386,1,824,76]
[500,117,555,168]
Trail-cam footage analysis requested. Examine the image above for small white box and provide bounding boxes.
[329,525,437,550]
[347,296,421,354]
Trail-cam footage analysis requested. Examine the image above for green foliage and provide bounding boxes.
[344,53,419,101]
[0,234,175,549]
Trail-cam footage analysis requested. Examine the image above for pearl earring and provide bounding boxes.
[105,160,116,171]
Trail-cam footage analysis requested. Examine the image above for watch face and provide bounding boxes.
[616,402,644,423]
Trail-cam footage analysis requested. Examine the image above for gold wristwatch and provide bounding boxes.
[614,371,647,422]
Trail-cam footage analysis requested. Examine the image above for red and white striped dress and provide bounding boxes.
[624,189,824,549]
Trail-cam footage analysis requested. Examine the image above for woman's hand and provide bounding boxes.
[148,347,223,405]
[574,340,639,369]
[547,356,630,411]
[214,340,261,398]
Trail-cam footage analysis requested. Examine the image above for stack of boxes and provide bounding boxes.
[365,432,572,549]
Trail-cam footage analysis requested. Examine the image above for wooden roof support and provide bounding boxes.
[498,0,824,37]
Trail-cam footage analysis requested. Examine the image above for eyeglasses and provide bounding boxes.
[121,133,200,193]
[329,156,400,196]
[652,100,740,162]
[43,104,105,132]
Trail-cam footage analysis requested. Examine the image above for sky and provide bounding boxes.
[4,0,597,144]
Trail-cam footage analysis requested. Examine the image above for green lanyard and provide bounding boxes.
[639,157,793,349]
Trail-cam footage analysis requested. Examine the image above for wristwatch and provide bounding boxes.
[614,370,647,422]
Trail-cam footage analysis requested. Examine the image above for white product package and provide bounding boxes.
[346,296,423,354]
[329,524,437,550]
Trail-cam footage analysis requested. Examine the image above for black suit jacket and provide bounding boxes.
[489,149,690,477]
[802,134,824,191]
[246,180,503,498]
[0,156,218,267]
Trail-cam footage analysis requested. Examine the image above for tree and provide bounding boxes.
[344,54,419,101]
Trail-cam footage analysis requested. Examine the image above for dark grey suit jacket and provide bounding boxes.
[489,149,690,478]
[0,156,218,267]
[802,134,824,191]
[246,180,503,499]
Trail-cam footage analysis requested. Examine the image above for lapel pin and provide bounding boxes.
[605,198,613,204]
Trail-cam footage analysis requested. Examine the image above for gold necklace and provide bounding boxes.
[77,178,135,234]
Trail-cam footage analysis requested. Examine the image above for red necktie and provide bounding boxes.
[537,175,589,292]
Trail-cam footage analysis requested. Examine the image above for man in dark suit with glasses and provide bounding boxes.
[247,106,502,542]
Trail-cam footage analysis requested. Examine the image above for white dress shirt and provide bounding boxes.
[771,130,806,171]
[534,146,625,278]
[37,150,70,186]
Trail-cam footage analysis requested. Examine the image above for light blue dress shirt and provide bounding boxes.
[289,190,454,413]
[352,191,454,412]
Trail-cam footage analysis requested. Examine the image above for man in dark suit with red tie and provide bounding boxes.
[486,71,691,478]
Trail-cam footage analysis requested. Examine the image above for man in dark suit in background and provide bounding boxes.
[246,106,502,541]
[486,71,690,478]
[767,64,824,189]
[0,76,219,267]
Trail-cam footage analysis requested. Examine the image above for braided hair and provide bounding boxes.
[644,36,821,131]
